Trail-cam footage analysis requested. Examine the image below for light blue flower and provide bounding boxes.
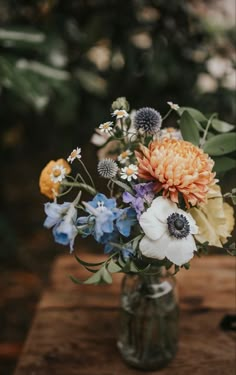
[44,202,71,228]
[116,207,137,237]
[77,193,118,242]
[44,201,78,252]
[121,245,136,261]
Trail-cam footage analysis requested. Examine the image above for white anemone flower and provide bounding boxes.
[139,197,198,266]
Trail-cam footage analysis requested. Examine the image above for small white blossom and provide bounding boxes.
[117,149,132,164]
[99,121,113,133]
[50,165,67,183]
[67,147,81,163]
[120,164,138,181]
[112,109,129,119]
[167,101,180,111]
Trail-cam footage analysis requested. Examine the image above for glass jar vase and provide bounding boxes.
[117,269,179,370]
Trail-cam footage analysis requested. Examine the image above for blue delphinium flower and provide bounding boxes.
[77,193,119,242]
[121,245,136,261]
[116,207,137,237]
[44,201,78,252]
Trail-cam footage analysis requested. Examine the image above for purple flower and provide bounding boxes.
[133,182,155,198]
[123,182,155,218]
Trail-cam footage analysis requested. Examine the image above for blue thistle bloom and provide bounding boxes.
[134,107,162,134]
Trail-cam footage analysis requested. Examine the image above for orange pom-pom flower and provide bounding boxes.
[135,139,217,207]
[39,159,71,199]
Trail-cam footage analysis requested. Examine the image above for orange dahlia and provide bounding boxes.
[39,159,71,199]
[135,139,217,207]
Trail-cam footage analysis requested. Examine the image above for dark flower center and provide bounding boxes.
[167,213,190,239]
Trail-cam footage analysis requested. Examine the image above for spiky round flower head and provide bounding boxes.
[97,159,118,179]
[134,107,162,134]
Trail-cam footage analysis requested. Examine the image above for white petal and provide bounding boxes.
[139,209,166,240]
[165,234,196,266]
[151,197,177,223]
[177,209,198,235]
[139,236,166,260]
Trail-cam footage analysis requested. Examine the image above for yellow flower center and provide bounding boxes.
[71,150,77,158]
[103,123,110,129]
[117,110,125,116]
[126,168,134,176]
[53,169,61,177]
[121,151,129,158]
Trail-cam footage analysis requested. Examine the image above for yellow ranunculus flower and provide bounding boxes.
[39,159,71,199]
[189,185,234,247]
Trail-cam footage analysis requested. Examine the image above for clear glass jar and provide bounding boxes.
[117,269,179,370]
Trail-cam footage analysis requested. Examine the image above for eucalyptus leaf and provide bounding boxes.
[203,133,236,156]
[178,107,207,122]
[107,259,122,273]
[212,119,235,133]
[213,156,236,174]
[102,267,113,284]
[69,275,82,284]
[83,269,103,284]
[74,253,106,267]
[179,111,200,145]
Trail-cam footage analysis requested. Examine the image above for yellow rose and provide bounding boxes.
[189,185,235,247]
[39,159,71,199]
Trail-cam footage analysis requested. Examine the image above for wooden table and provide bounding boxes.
[14,254,236,375]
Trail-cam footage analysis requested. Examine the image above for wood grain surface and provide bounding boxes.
[14,254,236,375]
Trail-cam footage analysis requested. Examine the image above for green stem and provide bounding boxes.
[79,159,95,189]
[61,181,96,196]
[199,113,216,148]
[162,109,172,121]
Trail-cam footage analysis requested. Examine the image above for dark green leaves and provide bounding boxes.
[213,156,236,174]
[179,111,200,145]
[178,107,207,122]
[203,133,236,156]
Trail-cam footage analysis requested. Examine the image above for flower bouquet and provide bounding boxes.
[39,97,235,370]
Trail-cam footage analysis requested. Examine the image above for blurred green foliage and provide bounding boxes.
[0,0,235,150]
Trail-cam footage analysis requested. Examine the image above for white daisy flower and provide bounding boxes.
[139,196,198,266]
[50,165,67,183]
[112,109,129,119]
[99,121,113,133]
[120,164,138,181]
[117,149,132,164]
[167,101,180,111]
[67,147,81,163]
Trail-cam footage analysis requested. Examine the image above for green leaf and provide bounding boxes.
[101,267,113,284]
[211,119,235,133]
[179,111,200,145]
[112,179,134,194]
[83,269,104,285]
[69,275,82,284]
[178,107,207,122]
[213,156,236,174]
[107,259,122,273]
[203,133,236,156]
[74,253,106,267]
